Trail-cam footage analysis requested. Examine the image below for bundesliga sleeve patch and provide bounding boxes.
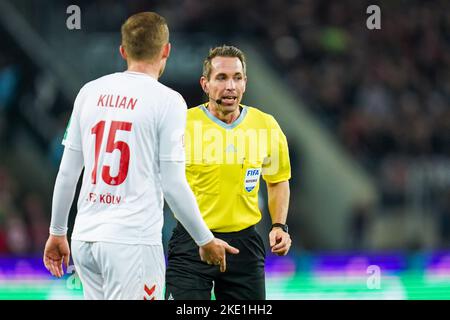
[63,116,72,141]
[244,168,261,192]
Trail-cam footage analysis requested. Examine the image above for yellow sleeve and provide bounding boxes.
[262,115,291,183]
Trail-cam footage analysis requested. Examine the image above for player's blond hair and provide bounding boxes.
[121,12,169,62]
[202,45,247,79]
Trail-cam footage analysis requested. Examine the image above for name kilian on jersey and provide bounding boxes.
[97,94,138,110]
[88,192,122,205]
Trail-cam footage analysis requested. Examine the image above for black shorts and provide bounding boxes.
[165,223,266,300]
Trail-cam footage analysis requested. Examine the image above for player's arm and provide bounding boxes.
[44,146,84,277]
[158,93,238,271]
[160,162,238,271]
[44,88,85,277]
[49,147,84,236]
[160,161,213,246]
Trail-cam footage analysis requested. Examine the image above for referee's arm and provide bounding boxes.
[267,181,292,256]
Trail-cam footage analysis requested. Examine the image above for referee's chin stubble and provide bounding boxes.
[216,100,239,115]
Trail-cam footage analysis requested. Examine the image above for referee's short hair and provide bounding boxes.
[202,45,247,79]
[121,12,169,62]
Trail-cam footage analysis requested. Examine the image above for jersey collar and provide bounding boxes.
[122,71,157,80]
[200,103,248,130]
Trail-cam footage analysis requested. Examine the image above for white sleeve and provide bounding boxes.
[160,160,214,246]
[49,146,84,236]
[62,89,83,151]
[158,92,186,162]
[158,92,213,246]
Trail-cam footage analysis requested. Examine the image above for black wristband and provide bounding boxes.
[271,223,288,233]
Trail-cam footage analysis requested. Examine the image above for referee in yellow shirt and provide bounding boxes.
[165,45,292,300]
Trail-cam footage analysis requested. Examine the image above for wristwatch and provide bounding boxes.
[271,223,288,233]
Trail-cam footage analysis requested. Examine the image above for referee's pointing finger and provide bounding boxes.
[216,239,239,272]
[224,243,239,255]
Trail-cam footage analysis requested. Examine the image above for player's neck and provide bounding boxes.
[126,61,161,79]
[207,102,241,124]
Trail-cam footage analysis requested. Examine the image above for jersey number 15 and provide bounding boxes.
[91,120,132,186]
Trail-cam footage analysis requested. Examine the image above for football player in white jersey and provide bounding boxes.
[43,12,239,300]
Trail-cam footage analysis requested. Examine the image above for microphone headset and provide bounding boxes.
[204,86,222,105]
[206,91,222,105]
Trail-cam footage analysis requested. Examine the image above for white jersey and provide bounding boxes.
[63,71,186,245]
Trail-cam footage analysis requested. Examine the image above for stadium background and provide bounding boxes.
[0,0,449,299]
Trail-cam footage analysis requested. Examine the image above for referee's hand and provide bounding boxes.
[269,228,291,256]
[199,238,239,272]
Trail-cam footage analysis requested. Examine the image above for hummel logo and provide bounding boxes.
[144,284,156,300]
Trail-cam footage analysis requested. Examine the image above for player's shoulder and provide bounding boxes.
[79,72,181,99]
[164,86,185,103]
[75,73,119,99]
[79,73,119,91]
[138,77,185,104]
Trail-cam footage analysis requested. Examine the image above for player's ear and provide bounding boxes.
[161,43,171,59]
[119,45,127,60]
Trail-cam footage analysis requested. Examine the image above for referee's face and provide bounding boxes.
[203,56,247,115]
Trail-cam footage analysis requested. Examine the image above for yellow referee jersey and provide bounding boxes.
[184,103,291,232]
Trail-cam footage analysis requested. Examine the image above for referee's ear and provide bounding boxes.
[200,76,209,95]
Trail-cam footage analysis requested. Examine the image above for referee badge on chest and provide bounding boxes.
[244,168,261,192]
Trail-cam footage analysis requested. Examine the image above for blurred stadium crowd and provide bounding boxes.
[0,0,449,255]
